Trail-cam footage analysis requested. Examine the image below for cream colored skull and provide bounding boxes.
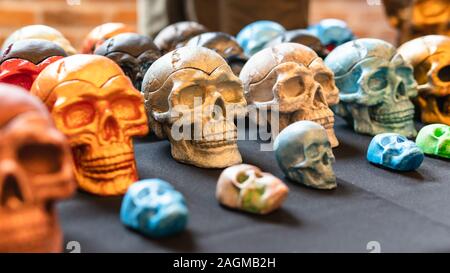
[142,47,247,168]
[216,164,288,214]
[240,43,339,147]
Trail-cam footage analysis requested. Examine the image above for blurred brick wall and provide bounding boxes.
[310,0,397,44]
[0,0,137,50]
[0,0,397,51]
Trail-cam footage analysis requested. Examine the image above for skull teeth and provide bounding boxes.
[191,130,238,148]
[371,109,415,124]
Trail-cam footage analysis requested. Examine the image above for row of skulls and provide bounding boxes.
[0,20,448,252]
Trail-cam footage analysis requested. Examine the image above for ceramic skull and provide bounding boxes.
[266,29,329,58]
[325,38,418,137]
[240,43,339,147]
[307,19,355,52]
[0,39,67,90]
[154,21,208,54]
[0,84,75,252]
[30,55,149,196]
[236,20,286,57]
[120,179,188,237]
[81,22,132,54]
[142,47,246,168]
[186,32,248,76]
[1,24,76,55]
[382,0,450,44]
[367,133,424,171]
[274,121,336,190]
[94,33,162,90]
[398,35,450,125]
[216,164,288,214]
[416,123,450,158]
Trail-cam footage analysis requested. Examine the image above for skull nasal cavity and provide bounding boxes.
[438,65,450,82]
[396,82,406,100]
[102,116,120,141]
[1,175,24,209]
[212,98,226,119]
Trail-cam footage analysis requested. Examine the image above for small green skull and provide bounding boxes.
[416,124,450,159]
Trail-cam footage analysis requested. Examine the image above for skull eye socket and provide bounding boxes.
[218,82,244,103]
[111,97,141,120]
[178,86,205,108]
[137,188,150,199]
[396,137,406,143]
[315,73,333,91]
[236,172,250,183]
[64,102,96,128]
[279,77,305,98]
[368,69,388,91]
[434,127,446,137]
[380,137,393,146]
[437,65,450,82]
[17,143,63,175]
[305,143,320,159]
[395,67,415,84]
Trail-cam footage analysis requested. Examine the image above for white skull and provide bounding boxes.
[216,164,289,214]
[240,43,339,147]
[141,47,247,168]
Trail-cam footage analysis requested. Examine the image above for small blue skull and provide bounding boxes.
[367,133,424,171]
[236,20,285,57]
[120,179,188,237]
[307,19,355,51]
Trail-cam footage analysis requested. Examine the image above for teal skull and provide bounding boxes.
[416,124,450,159]
[325,38,419,137]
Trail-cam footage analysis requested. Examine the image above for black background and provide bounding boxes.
[58,117,450,253]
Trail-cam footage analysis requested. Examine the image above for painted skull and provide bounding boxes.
[266,29,329,58]
[0,84,75,252]
[216,164,289,214]
[240,43,339,147]
[367,133,424,171]
[236,20,286,57]
[416,123,450,158]
[186,32,248,76]
[0,39,67,90]
[120,178,188,237]
[398,35,450,125]
[30,55,149,196]
[81,22,132,54]
[142,47,246,168]
[94,33,162,90]
[307,19,355,52]
[382,0,449,44]
[274,121,336,190]
[325,38,418,137]
[154,21,208,54]
[1,24,76,55]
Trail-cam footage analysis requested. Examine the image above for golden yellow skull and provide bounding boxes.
[30,55,149,196]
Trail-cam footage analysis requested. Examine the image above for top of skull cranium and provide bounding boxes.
[30,54,126,109]
[398,35,450,66]
[141,46,231,93]
[1,39,67,65]
[94,32,160,58]
[154,21,208,53]
[239,42,319,87]
[0,83,51,126]
[325,38,398,77]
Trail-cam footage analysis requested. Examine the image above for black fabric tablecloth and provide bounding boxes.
[59,117,450,253]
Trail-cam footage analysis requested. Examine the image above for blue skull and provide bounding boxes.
[367,133,424,171]
[236,20,285,57]
[120,179,188,237]
[307,18,355,50]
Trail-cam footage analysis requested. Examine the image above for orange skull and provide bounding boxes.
[81,23,133,54]
[30,55,149,196]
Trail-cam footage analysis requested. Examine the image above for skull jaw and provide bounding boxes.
[416,95,450,125]
[287,168,336,190]
[382,149,424,171]
[0,205,63,252]
[169,139,242,168]
[338,102,417,138]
